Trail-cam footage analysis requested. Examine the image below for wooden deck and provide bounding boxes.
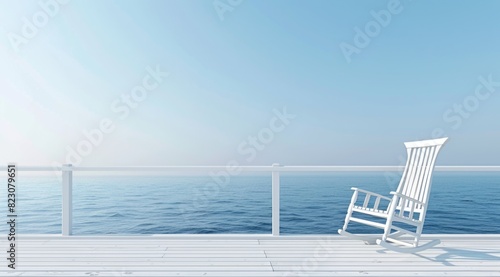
[2,235,500,276]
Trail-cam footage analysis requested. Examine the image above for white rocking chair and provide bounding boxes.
[338,137,448,253]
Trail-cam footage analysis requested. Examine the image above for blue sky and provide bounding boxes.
[0,0,499,166]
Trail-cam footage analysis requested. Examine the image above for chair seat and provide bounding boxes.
[354,205,422,225]
[392,214,422,226]
[353,206,389,217]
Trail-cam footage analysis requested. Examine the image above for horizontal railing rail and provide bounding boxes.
[3,165,500,171]
[3,164,500,236]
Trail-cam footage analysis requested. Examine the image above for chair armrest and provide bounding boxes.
[351,187,392,201]
[390,192,425,205]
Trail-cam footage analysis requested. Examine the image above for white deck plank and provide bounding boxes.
[1,235,500,276]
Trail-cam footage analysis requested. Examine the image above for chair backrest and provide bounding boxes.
[395,137,448,211]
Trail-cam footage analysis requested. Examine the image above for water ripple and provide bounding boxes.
[2,173,499,235]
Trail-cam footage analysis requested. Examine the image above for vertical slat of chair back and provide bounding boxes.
[395,148,414,209]
[395,138,448,211]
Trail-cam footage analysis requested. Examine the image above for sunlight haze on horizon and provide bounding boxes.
[1,0,500,166]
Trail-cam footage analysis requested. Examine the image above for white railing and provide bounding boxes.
[3,164,500,236]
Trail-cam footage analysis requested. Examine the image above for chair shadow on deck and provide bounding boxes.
[377,247,500,266]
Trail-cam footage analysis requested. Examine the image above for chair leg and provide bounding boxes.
[413,224,424,246]
[341,191,358,231]
[381,218,393,241]
[381,200,397,242]
[341,208,352,231]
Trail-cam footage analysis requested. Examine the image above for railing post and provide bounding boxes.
[62,164,73,236]
[272,163,281,236]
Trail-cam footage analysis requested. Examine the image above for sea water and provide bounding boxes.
[1,172,499,235]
